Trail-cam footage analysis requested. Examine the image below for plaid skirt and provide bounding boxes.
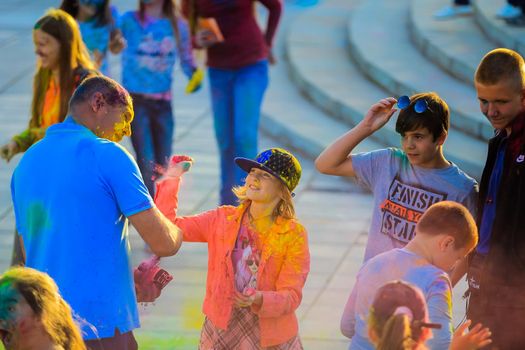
[199,307,303,350]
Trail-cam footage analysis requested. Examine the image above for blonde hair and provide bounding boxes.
[0,267,86,350]
[31,9,95,128]
[232,180,296,220]
[369,312,417,350]
[475,48,525,91]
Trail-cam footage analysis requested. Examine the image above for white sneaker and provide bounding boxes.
[433,5,473,19]
[496,4,522,19]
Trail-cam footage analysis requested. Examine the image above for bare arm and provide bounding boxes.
[129,207,182,257]
[315,97,397,177]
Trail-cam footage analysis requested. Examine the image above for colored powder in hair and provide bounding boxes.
[0,281,22,333]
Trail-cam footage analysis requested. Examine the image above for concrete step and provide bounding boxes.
[348,0,492,144]
[285,0,486,180]
[409,0,497,85]
[474,0,525,57]
[261,1,384,162]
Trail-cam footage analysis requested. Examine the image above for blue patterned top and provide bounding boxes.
[119,11,195,95]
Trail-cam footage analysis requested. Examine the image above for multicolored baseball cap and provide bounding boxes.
[235,148,302,194]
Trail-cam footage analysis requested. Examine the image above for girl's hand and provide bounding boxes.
[268,50,277,65]
[109,30,126,54]
[232,290,262,308]
[93,49,104,69]
[0,141,19,162]
[359,97,397,134]
[195,29,220,48]
[450,320,492,350]
[158,155,193,180]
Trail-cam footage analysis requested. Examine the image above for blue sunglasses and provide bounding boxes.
[397,95,430,114]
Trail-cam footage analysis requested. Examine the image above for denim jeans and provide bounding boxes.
[208,60,269,205]
[130,94,174,196]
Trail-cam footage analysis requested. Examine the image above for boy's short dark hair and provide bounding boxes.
[475,48,525,91]
[395,92,449,141]
[69,75,132,110]
[417,201,478,250]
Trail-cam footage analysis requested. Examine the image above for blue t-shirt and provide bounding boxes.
[78,6,119,75]
[477,138,507,254]
[11,117,153,339]
[341,248,453,350]
[119,11,195,94]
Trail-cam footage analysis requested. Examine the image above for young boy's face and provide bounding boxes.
[433,237,471,272]
[475,79,525,131]
[401,127,445,169]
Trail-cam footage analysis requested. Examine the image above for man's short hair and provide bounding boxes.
[69,75,132,110]
[395,92,449,141]
[416,201,478,250]
[475,48,525,91]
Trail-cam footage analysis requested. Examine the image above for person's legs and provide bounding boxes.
[232,60,269,187]
[130,94,156,196]
[85,330,138,350]
[151,99,174,183]
[434,0,472,19]
[208,67,236,205]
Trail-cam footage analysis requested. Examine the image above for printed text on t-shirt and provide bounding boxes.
[380,177,447,243]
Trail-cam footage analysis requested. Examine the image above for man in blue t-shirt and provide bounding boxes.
[10,76,182,349]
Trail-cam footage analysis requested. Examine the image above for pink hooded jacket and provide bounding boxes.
[155,177,310,347]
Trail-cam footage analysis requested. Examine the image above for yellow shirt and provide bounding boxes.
[41,78,60,128]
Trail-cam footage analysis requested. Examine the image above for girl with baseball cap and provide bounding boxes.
[151,148,310,349]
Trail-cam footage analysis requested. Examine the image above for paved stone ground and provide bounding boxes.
[0,1,468,349]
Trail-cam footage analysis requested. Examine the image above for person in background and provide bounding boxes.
[60,0,125,75]
[119,0,200,196]
[503,0,525,26]
[433,0,472,20]
[0,8,96,162]
[0,8,97,268]
[183,0,282,205]
[433,0,522,20]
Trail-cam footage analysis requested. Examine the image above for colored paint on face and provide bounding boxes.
[0,281,35,349]
[95,105,132,142]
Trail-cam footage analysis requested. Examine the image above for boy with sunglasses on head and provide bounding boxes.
[316,93,478,269]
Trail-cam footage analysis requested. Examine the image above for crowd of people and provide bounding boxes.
[0,0,524,349]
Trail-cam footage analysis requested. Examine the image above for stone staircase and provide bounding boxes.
[267,0,525,181]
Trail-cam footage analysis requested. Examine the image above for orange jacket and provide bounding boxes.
[155,178,310,347]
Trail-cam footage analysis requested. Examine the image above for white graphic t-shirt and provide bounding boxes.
[352,148,478,261]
